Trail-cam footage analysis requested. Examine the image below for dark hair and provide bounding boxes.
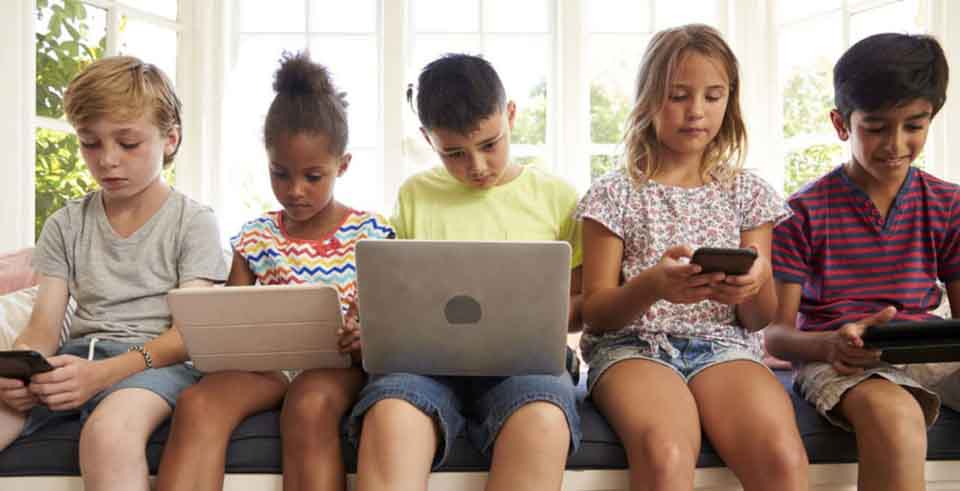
[834,33,948,123]
[409,53,506,133]
[264,51,348,155]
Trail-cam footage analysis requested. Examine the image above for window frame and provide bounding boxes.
[6,0,960,253]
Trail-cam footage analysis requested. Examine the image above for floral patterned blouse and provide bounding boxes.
[575,167,791,363]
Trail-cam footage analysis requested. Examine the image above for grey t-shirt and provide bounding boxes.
[32,189,228,343]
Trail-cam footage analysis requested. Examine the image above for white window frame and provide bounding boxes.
[6,0,960,253]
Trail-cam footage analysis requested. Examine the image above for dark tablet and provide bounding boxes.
[862,319,960,364]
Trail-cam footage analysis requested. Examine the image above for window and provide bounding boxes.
[33,0,180,239]
[777,0,926,195]
[221,0,382,239]
[405,0,553,173]
[585,0,722,179]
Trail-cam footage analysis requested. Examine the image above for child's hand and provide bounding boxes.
[28,355,109,411]
[823,307,893,375]
[708,246,769,305]
[337,299,362,354]
[654,245,726,304]
[0,376,40,412]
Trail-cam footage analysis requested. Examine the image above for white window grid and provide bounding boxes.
[34,0,183,136]
[774,0,938,173]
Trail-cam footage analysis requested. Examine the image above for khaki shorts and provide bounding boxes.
[794,361,941,431]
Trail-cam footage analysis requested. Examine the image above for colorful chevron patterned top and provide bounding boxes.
[230,209,395,313]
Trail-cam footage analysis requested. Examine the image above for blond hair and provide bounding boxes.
[64,56,182,167]
[622,24,746,186]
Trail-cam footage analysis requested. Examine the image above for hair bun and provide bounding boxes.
[273,51,335,96]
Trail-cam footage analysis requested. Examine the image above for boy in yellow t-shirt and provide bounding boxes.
[348,54,582,490]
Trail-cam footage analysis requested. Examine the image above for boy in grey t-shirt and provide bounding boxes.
[0,57,226,490]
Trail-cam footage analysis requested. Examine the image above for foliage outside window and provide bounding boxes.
[35,0,103,239]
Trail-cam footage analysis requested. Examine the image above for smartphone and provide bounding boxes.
[690,247,758,275]
[0,350,54,383]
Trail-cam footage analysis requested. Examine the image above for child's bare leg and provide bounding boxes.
[0,404,27,450]
[356,399,437,491]
[838,378,927,491]
[689,361,808,491]
[486,401,569,491]
[281,367,364,491]
[592,360,700,491]
[155,371,287,491]
[78,388,171,491]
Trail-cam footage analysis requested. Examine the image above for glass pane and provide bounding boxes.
[655,0,720,29]
[118,0,177,20]
[850,0,922,46]
[35,0,107,119]
[486,36,550,145]
[336,148,384,213]
[485,0,549,33]
[411,35,482,75]
[591,154,620,180]
[310,0,376,33]
[777,0,841,25]
[238,0,306,33]
[34,128,96,239]
[233,35,309,122]
[587,0,651,34]
[119,17,178,82]
[588,34,648,143]
[309,36,379,147]
[783,143,843,195]
[414,0,480,32]
[779,14,842,139]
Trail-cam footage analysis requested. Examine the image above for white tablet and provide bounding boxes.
[168,284,350,372]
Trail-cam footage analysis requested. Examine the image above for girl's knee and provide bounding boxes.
[624,429,698,478]
[283,389,350,428]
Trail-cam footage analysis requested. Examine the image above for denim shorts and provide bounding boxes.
[346,372,581,469]
[587,334,766,394]
[21,336,202,437]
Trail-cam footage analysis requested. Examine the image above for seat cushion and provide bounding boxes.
[2,370,960,476]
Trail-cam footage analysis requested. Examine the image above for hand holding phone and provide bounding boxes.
[0,350,54,383]
[690,247,758,276]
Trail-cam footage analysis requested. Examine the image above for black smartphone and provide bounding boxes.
[0,350,54,383]
[690,247,758,275]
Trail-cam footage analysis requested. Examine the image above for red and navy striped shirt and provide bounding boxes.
[773,165,960,331]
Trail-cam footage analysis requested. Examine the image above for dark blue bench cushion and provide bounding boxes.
[2,370,960,476]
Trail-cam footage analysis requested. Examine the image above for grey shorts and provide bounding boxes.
[21,337,202,437]
[587,334,766,394]
[794,361,941,431]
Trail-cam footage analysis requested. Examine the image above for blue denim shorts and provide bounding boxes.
[346,372,581,469]
[587,335,766,394]
[21,336,202,437]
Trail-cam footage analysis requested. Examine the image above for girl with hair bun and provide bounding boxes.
[156,51,394,491]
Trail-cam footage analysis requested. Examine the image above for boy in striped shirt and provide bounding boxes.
[768,33,960,490]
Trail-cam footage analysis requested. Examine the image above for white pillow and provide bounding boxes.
[0,287,73,350]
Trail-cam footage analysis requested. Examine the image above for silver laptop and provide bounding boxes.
[168,284,351,372]
[357,240,570,376]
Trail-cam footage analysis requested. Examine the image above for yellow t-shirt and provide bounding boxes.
[391,166,582,268]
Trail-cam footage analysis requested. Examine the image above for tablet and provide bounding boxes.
[862,319,960,364]
[168,284,350,372]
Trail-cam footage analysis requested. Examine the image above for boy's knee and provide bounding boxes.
[503,401,568,439]
[843,383,928,451]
